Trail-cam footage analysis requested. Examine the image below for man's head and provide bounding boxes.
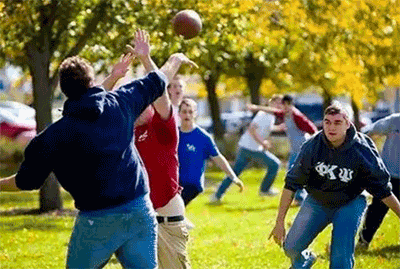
[269,94,283,109]
[167,76,185,107]
[179,98,197,125]
[281,94,294,114]
[59,56,95,99]
[323,103,351,147]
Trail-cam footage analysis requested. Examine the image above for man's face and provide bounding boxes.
[179,103,196,124]
[270,99,283,109]
[168,79,184,107]
[135,106,154,127]
[323,113,350,146]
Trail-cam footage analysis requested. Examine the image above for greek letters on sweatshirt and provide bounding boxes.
[285,124,392,208]
[15,71,167,211]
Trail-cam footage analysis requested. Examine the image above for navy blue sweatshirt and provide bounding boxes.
[15,72,166,211]
[285,124,392,208]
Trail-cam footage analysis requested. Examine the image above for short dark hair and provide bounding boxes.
[324,102,349,119]
[59,56,95,99]
[282,94,293,105]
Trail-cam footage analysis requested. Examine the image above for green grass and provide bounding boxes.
[1,168,399,269]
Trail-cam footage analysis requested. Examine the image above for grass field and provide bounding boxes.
[0,168,399,269]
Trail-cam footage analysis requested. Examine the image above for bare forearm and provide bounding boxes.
[382,194,400,219]
[159,56,183,83]
[139,55,158,74]
[212,155,238,181]
[249,125,265,147]
[101,75,121,91]
[0,174,21,192]
[275,188,295,224]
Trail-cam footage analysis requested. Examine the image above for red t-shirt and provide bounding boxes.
[134,106,182,209]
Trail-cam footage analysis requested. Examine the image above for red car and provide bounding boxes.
[0,101,36,146]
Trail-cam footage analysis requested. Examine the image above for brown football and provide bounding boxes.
[172,10,202,39]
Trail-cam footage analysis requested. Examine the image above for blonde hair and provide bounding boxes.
[179,98,197,111]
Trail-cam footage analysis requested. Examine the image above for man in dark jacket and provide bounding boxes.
[269,103,400,269]
[0,30,195,268]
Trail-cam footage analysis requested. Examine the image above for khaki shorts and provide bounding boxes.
[157,220,191,269]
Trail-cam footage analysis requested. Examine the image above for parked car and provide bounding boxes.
[0,101,36,146]
[197,111,254,134]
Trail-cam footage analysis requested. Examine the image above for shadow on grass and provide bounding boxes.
[0,208,77,232]
[0,208,77,217]
[356,245,400,259]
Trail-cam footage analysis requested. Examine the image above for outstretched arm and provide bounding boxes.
[211,155,244,192]
[101,53,134,91]
[247,104,280,114]
[0,174,20,192]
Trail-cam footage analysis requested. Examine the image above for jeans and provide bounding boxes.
[66,194,157,269]
[284,195,367,269]
[215,147,280,199]
[359,177,400,243]
[288,151,307,204]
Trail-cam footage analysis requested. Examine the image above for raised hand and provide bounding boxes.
[168,53,198,69]
[110,53,134,80]
[126,29,150,59]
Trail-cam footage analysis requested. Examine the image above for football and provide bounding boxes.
[172,10,202,39]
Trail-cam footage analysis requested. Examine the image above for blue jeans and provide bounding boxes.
[283,195,367,269]
[215,147,280,199]
[66,194,157,269]
[288,151,307,204]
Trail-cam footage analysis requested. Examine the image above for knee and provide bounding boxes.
[283,240,301,260]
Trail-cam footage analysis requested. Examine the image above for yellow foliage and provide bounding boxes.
[260,79,279,97]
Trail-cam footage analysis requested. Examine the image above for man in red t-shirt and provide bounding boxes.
[132,33,197,269]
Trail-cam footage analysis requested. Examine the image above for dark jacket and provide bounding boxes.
[16,72,166,211]
[285,124,392,208]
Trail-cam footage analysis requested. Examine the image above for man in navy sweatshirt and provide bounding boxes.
[269,103,400,269]
[0,29,195,269]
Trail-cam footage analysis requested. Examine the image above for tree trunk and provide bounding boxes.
[203,71,225,141]
[27,45,63,212]
[321,87,332,111]
[351,98,361,131]
[245,53,265,105]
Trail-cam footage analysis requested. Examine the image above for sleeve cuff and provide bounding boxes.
[154,70,169,87]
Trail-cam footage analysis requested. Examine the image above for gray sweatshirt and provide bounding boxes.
[361,113,400,179]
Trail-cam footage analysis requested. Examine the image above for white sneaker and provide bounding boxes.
[209,193,221,204]
[184,218,195,230]
[259,188,279,197]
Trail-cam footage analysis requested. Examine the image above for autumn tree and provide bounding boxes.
[0,0,146,212]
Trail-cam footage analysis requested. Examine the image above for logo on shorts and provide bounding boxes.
[186,143,196,152]
[315,162,354,183]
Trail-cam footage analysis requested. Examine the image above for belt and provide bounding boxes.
[156,215,184,223]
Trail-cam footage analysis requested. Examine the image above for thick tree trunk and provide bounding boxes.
[203,71,225,141]
[245,53,265,105]
[321,87,332,111]
[27,45,63,212]
[351,98,361,131]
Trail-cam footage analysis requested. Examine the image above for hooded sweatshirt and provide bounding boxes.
[285,124,392,208]
[15,71,166,211]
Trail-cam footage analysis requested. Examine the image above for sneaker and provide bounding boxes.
[259,188,279,197]
[289,251,317,269]
[355,235,370,251]
[184,218,195,230]
[209,193,221,205]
